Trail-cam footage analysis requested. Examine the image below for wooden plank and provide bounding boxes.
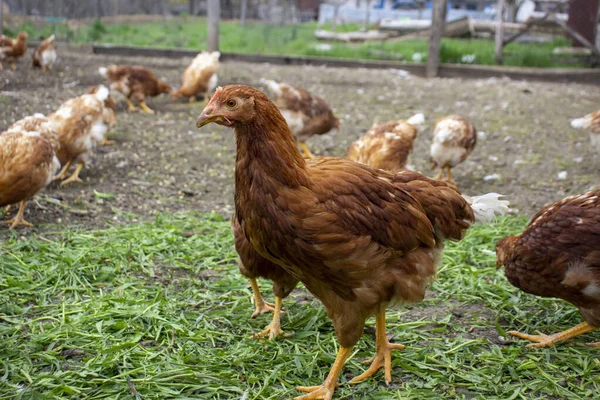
[556,19,599,54]
[502,12,552,46]
[495,0,506,65]
[426,0,447,78]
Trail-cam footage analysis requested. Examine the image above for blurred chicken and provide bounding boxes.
[347,113,424,172]
[497,190,600,348]
[172,51,220,103]
[233,216,299,339]
[0,31,28,70]
[48,85,116,185]
[430,115,477,182]
[32,34,57,71]
[87,85,118,145]
[260,79,339,158]
[1,116,60,229]
[197,85,509,399]
[570,110,600,150]
[98,65,171,114]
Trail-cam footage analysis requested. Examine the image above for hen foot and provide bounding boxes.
[509,322,596,348]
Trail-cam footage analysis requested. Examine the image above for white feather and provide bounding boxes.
[259,78,283,97]
[406,113,425,126]
[570,117,588,129]
[462,193,510,223]
[98,67,108,79]
[93,85,110,102]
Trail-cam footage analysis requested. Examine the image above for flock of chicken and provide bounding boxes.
[2,30,600,400]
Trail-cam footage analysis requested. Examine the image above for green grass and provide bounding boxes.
[1,212,599,399]
[4,18,588,68]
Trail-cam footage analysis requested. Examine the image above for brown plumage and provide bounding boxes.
[497,190,600,348]
[32,34,57,71]
[196,85,507,399]
[1,118,60,229]
[430,115,477,182]
[47,85,117,186]
[347,114,423,172]
[0,31,28,70]
[571,110,600,149]
[99,65,171,114]
[261,79,339,158]
[172,51,220,103]
[232,216,299,339]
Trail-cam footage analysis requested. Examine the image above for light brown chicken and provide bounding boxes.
[197,85,508,399]
[172,51,220,103]
[48,85,116,185]
[99,65,172,114]
[430,115,477,182]
[571,110,600,150]
[32,34,57,71]
[1,119,60,229]
[260,79,339,158]
[496,190,600,348]
[233,216,299,339]
[347,113,424,172]
[0,31,28,70]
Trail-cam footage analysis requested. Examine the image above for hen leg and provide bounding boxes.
[296,346,353,400]
[3,201,32,229]
[4,205,12,214]
[349,305,404,384]
[125,98,138,112]
[60,162,85,186]
[434,167,444,180]
[139,101,155,114]
[299,142,315,159]
[253,296,292,340]
[101,137,116,146]
[52,160,72,182]
[42,65,48,72]
[9,62,16,70]
[509,321,596,348]
[249,278,276,317]
[443,167,455,183]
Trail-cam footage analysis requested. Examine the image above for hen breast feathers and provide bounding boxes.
[430,115,477,168]
[174,51,220,99]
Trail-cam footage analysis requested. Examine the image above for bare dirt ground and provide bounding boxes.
[1,48,599,236]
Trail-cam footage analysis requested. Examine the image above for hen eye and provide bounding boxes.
[226,99,237,108]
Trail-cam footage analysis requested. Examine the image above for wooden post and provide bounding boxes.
[240,0,247,27]
[426,0,447,78]
[207,0,220,52]
[495,0,506,65]
[0,0,3,35]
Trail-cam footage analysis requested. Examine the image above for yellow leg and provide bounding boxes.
[125,98,138,112]
[60,162,84,186]
[0,62,3,70]
[101,137,116,146]
[349,305,404,384]
[296,346,353,400]
[3,201,32,229]
[509,321,596,348]
[299,142,315,159]
[253,296,292,340]
[434,167,443,180]
[249,278,276,318]
[444,166,455,183]
[42,65,48,72]
[4,204,12,214]
[139,101,155,114]
[9,62,16,70]
[53,160,72,181]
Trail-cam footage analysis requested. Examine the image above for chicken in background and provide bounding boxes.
[196,85,509,399]
[497,191,600,348]
[87,85,118,145]
[0,31,28,70]
[570,110,600,150]
[98,65,172,114]
[32,34,57,71]
[48,85,116,186]
[1,117,60,229]
[172,51,220,103]
[347,113,424,172]
[430,115,477,182]
[260,79,339,159]
[232,216,299,339]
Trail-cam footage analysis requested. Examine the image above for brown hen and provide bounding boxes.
[260,79,339,158]
[430,115,476,182]
[497,190,600,348]
[99,65,171,114]
[197,85,507,399]
[571,110,600,150]
[0,31,28,69]
[232,216,299,339]
[172,51,220,103]
[347,113,424,172]
[32,34,57,71]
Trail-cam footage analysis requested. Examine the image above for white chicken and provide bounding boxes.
[430,115,477,182]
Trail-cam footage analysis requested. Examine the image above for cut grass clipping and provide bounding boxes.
[1,213,599,399]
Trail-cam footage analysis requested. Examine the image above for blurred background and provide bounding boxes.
[0,0,598,68]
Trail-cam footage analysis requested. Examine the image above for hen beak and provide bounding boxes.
[196,112,220,128]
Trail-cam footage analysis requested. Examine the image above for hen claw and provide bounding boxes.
[508,330,557,348]
[350,341,405,384]
[295,384,336,400]
[251,300,276,318]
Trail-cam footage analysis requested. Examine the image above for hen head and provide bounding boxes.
[18,31,29,41]
[196,85,271,128]
[495,235,517,268]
